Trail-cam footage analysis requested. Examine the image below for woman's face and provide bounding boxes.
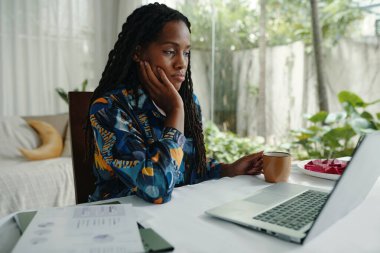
[138,20,191,91]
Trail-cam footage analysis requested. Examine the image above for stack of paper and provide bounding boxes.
[11,204,144,253]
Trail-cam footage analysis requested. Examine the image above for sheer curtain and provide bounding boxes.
[0,0,142,116]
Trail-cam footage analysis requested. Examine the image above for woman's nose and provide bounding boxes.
[174,54,187,69]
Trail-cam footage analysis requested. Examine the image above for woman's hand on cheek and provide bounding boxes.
[139,61,183,114]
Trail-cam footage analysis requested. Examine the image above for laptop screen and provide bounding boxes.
[305,131,380,243]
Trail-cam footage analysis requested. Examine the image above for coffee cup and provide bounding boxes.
[263,151,291,183]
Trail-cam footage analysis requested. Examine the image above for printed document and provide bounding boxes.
[12,204,144,253]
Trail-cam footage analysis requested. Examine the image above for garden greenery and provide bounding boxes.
[290,91,380,160]
[204,91,379,162]
[203,122,267,163]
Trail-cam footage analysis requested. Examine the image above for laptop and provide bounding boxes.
[205,131,380,244]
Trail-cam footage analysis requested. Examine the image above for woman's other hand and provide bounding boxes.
[221,151,264,177]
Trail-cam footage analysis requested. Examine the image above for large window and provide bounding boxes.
[145,0,380,146]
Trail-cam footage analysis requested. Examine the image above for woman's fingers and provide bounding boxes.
[140,61,176,95]
[247,167,263,175]
[253,151,264,158]
[139,61,161,97]
[247,152,263,175]
[244,151,263,160]
[245,152,263,164]
[157,67,175,90]
[143,61,161,85]
[139,61,152,89]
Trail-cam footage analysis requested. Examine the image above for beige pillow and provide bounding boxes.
[19,120,64,160]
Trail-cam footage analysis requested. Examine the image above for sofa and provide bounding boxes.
[0,113,75,218]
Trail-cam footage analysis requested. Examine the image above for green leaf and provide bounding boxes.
[308,111,328,123]
[341,101,357,116]
[308,125,322,133]
[325,112,346,124]
[360,128,377,134]
[377,113,380,121]
[81,79,88,91]
[55,88,69,104]
[322,135,342,150]
[349,117,371,133]
[322,125,356,149]
[333,148,355,158]
[338,91,365,107]
[360,111,374,121]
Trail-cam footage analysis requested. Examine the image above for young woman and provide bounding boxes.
[87,3,263,204]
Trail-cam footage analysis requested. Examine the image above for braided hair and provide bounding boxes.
[86,3,207,182]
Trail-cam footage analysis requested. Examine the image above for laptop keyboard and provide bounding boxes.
[252,190,329,231]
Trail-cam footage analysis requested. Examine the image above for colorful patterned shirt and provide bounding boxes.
[89,87,221,203]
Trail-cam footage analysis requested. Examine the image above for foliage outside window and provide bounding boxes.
[290,91,380,160]
[205,91,379,162]
[204,121,290,163]
[177,0,371,161]
[179,0,363,50]
[178,0,364,132]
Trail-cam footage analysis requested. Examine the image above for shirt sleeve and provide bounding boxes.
[90,97,185,204]
[193,94,222,180]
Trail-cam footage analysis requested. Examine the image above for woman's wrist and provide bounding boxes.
[220,163,235,177]
[164,107,184,133]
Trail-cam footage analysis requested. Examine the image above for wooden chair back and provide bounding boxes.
[68,91,95,204]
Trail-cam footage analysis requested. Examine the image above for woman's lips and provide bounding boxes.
[172,75,185,82]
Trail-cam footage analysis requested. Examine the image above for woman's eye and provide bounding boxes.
[163,50,176,56]
[184,51,190,57]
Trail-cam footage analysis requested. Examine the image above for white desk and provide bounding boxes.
[1,164,380,253]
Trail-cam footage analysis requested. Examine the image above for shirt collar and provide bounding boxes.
[134,87,166,119]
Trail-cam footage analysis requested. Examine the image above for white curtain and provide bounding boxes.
[0,0,142,117]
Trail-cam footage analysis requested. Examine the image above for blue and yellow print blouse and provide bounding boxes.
[89,87,221,204]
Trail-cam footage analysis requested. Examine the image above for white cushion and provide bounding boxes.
[0,116,40,159]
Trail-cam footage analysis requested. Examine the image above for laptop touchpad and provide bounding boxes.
[244,184,308,206]
[244,192,288,206]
